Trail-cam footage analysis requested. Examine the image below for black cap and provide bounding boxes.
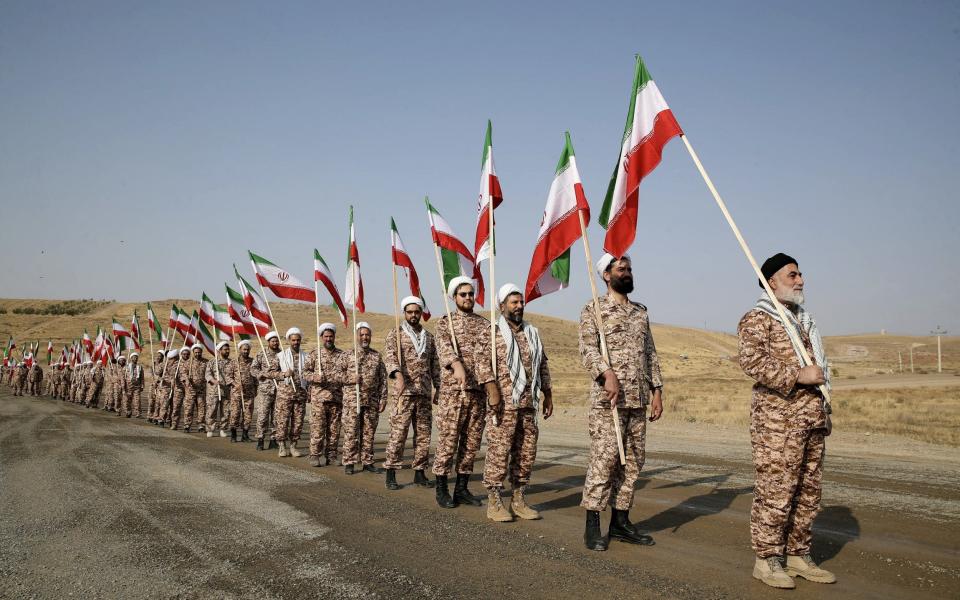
[759,253,798,289]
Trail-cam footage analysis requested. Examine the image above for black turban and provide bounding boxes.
[759,253,798,289]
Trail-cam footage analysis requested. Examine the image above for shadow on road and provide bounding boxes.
[811,505,860,563]
[633,477,754,533]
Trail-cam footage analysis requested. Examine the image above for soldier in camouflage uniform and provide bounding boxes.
[14,362,28,396]
[251,332,281,451]
[205,342,231,438]
[579,254,662,551]
[123,352,144,418]
[432,276,500,509]
[85,362,105,408]
[182,345,208,433]
[383,297,439,490]
[738,253,836,589]
[166,348,191,428]
[304,323,349,467]
[341,322,387,474]
[147,350,165,422]
[226,339,257,442]
[157,351,180,425]
[29,362,43,396]
[483,284,553,523]
[110,356,128,413]
[271,328,308,457]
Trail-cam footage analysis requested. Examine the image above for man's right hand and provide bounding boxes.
[451,360,467,388]
[602,369,620,408]
[392,373,406,397]
[797,365,826,385]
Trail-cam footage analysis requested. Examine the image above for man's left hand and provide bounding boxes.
[649,388,663,422]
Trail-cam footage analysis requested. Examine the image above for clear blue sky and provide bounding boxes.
[1,1,958,336]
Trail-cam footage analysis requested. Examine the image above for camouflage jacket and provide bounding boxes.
[126,363,145,389]
[494,320,551,410]
[304,347,349,403]
[343,347,387,408]
[186,356,207,390]
[434,311,495,392]
[205,357,229,395]
[579,295,663,409]
[251,349,280,396]
[737,309,827,433]
[383,328,440,397]
[225,355,257,392]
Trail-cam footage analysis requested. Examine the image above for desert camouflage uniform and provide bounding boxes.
[166,356,189,426]
[483,320,551,491]
[29,364,43,396]
[271,349,308,445]
[14,365,28,396]
[182,355,207,430]
[738,308,828,559]
[431,311,494,477]
[146,355,163,419]
[85,365,105,408]
[205,357,230,431]
[123,362,144,417]
[226,354,257,430]
[304,347,348,462]
[157,358,179,422]
[578,295,662,512]
[251,348,280,441]
[341,347,387,466]
[106,365,121,410]
[383,328,439,471]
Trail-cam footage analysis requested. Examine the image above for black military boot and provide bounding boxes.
[584,510,609,551]
[609,508,655,546]
[385,469,400,490]
[230,428,238,443]
[344,464,355,475]
[267,439,278,450]
[453,473,482,506]
[184,426,191,434]
[255,438,264,451]
[362,463,383,474]
[413,469,435,488]
[435,475,457,508]
[241,429,251,442]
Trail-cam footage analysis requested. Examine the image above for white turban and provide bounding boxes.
[497,283,522,305]
[318,322,336,336]
[355,321,371,332]
[447,275,475,298]
[285,327,302,339]
[237,339,251,347]
[156,350,165,355]
[216,341,229,351]
[400,295,423,310]
[180,347,191,354]
[129,352,139,358]
[117,355,127,362]
[167,350,179,359]
[264,331,280,341]
[191,343,203,351]
[596,252,630,277]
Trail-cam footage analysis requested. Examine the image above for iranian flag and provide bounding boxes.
[168,305,178,331]
[525,132,591,303]
[46,341,53,366]
[188,311,200,345]
[82,330,92,355]
[175,306,192,338]
[235,265,272,326]
[24,352,34,369]
[147,302,167,348]
[426,197,485,305]
[390,218,431,320]
[344,205,365,313]
[314,250,348,326]
[112,318,132,349]
[599,55,682,258]
[197,319,215,354]
[91,327,104,362]
[6,336,14,351]
[130,312,143,351]
[226,284,271,336]
[474,120,504,268]
[200,292,241,341]
[250,251,316,303]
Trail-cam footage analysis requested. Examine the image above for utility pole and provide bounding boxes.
[931,326,947,373]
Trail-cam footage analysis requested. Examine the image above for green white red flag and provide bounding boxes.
[474,120,504,269]
[46,341,53,365]
[130,312,143,351]
[226,284,271,336]
[112,318,131,352]
[390,218,430,320]
[314,250,348,326]
[525,132,591,302]
[197,319,215,354]
[249,251,316,303]
[599,56,682,258]
[82,330,92,356]
[344,206,365,313]
[426,197,484,305]
[235,265,272,326]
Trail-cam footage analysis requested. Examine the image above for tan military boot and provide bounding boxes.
[486,489,513,523]
[753,557,795,589]
[289,441,303,458]
[278,441,289,457]
[510,486,541,520]
[785,554,837,583]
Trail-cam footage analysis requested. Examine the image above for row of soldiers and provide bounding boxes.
[2,359,44,396]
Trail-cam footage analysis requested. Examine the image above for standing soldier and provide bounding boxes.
[147,350,165,423]
[483,284,553,523]
[111,356,128,414]
[251,332,281,451]
[182,344,208,433]
[273,328,308,457]
[226,339,257,442]
[168,347,191,429]
[341,322,387,475]
[86,361,105,408]
[14,362,28,396]
[432,276,500,509]
[383,296,440,490]
[304,323,349,467]
[205,341,231,438]
[124,352,144,418]
[738,253,835,589]
[157,350,180,426]
[29,361,43,396]
[579,254,662,551]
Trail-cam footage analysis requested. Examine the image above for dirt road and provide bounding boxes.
[1,393,957,599]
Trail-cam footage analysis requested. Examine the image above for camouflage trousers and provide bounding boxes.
[273,387,306,443]
[166,385,186,426]
[309,401,342,461]
[384,394,432,471]
[482,407,538,491]
[342,400,380,466]
[580,406,647,512]
[229,384,257,430]
[750,426,825,558]
[121,387,142,418]
[147,384,161,419]
[183,387,206,429]
[84,384,102,408]
[255,389,277,440]
[205,385,230,431]
[108,382,122,410]
[431,389,486,477]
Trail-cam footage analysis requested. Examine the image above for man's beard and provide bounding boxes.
[777,289,805,306]
[323,341,335,350]
[610,276,634,294]
[506,310,524,324]
[405,316,421,327]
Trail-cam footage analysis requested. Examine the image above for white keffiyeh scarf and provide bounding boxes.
[755,295,831,396]
[497,315,543,410]
[401,322,428,358]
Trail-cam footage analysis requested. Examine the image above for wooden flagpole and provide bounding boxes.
[350,262,361,416]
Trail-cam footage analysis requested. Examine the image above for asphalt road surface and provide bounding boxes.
[1,393,957,599]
